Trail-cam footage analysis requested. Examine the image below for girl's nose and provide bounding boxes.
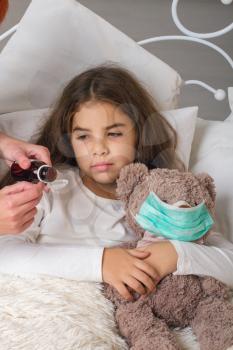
[92,139,109,156]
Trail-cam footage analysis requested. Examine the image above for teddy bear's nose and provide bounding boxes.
[173,200,191,208]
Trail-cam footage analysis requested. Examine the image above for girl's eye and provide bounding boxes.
[108,132,122,137]
[77,135,88,140]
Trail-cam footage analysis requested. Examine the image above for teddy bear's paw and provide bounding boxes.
[130,334,180,350]
[226,346,233,350]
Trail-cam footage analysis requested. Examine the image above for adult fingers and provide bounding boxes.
[28,146,51,166]
[13,197,41,218]
[3,181,36,195]
[21,208,37,226]
[16,218,34,234]
[5,183,44,207]
[4,208,37,234]
[13,152,31,169]
[13,145,51,169]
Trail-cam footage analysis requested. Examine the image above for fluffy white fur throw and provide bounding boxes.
[0,274,232,350]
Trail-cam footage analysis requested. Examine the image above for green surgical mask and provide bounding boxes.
[135,192,214,241]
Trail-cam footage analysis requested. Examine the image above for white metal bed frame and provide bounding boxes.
[0,0,232,102]
[138,0,233,102]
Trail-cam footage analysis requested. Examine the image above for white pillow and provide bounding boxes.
[161,106,198,170]
[0,109,48,143]
[0,106,198,176]
[190,118,233,243]
[0,0,182,115]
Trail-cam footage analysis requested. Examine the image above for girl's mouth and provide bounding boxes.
[91,163,113,171]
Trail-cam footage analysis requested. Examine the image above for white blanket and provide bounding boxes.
[1,275,232,350]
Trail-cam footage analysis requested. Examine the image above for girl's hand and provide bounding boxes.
[0,132,51,168]
[0,181,44,234]
[102,247,160,300]
[137,241,178,279]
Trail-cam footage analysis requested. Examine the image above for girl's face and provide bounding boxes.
[71,101,137,198]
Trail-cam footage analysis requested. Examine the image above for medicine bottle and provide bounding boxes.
[11,160,57,183]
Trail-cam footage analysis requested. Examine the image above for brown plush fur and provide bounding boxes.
[104,163,233,350]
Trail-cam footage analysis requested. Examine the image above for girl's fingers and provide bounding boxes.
[115,282,133,301]
[134,259,160,281]
[131,269,155,293]
[127,249,151,259]
[125,276,147,296]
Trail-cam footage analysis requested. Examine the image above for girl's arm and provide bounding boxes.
[0,198,158,299]
[139,232,233,288]
[0,233,158,299]
[0,232,104,281]
[0,201,104,281]
[171,231,233,287]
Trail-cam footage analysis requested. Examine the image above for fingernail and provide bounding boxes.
[21,160,30,169]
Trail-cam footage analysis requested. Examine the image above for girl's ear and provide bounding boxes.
[116,163,148,202]
[196,173,216,206]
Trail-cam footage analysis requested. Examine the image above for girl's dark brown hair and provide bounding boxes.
[0,64,184,187]
[38,64,183,168]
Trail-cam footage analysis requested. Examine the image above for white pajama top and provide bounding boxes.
[0,167,233,287]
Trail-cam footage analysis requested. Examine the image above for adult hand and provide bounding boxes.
[0,133,51,168]
[0,181,44,234]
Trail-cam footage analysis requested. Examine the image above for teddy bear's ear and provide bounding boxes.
[196,173,216,204]
[116,163,149,202]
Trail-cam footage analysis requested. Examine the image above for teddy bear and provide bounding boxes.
[103,163,233,350]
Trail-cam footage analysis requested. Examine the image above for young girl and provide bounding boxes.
[0,65,233,301]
